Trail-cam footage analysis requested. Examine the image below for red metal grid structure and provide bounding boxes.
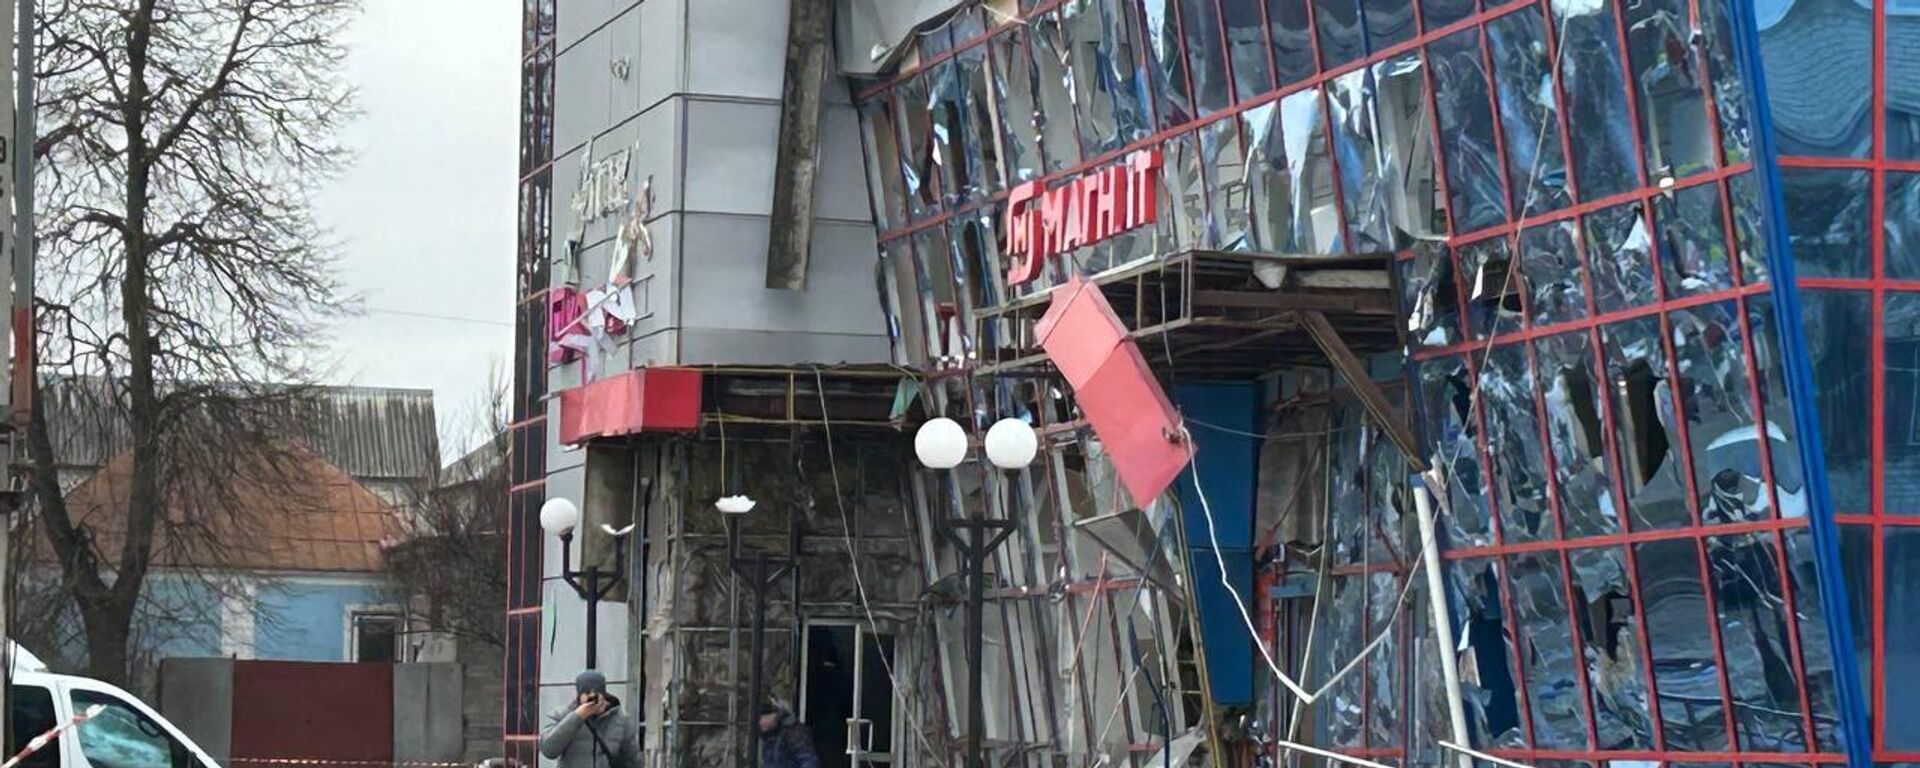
[850,0,1872,764]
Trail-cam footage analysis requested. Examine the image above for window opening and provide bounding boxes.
[352,611,403,663]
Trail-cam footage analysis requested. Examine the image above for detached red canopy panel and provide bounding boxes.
[1035,276,1190,505]
[558,368,703,445]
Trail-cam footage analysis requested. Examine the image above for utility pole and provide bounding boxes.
[2,0,29,757]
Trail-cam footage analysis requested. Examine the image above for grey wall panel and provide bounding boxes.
[677,327,889,367]
[548,149,583,271]
[546,397,587,473]
[539,583,630,685]
[622,329,679,369]
[552,31,610,157]
[627,100,683,220]
[633,0,687,115]
[681,98,779,217]
[686,0,790,101]
[604,6,644,124]
[159,658,233,762]
[816,105,875,223]
[555,0,616,53]
[677,213,887,344]
[392,664,464,762]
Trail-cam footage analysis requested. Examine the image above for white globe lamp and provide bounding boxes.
[540,497,581,536]
[985,418,1039,469]
[715,495,757,516]
[915,417,969,469]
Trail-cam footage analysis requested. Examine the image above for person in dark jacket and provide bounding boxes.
[541,671,638,768]
[757,702,819,768]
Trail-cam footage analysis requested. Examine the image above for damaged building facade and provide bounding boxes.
[510,1,1920,768]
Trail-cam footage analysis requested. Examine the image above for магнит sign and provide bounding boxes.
[1004,150,1162,286]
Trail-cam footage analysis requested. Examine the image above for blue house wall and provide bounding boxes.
[253,578,393,661]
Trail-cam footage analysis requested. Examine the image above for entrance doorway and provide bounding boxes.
[802,624,898,768]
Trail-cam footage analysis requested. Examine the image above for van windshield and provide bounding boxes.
[69,690,198,768]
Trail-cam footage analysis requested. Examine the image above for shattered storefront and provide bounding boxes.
[850,0,1918,767]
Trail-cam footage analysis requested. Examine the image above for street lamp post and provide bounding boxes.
[716,495,792,768]
[541,497,632,670]
[914,416,1039,768]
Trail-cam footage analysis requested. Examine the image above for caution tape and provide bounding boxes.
[1,705,106,768]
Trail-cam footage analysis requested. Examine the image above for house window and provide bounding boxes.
[351,611,402,663]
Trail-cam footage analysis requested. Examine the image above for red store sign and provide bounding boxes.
[1004,150,1163,286]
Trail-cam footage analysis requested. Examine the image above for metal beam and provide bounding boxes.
[1297,311,1427,470]
[1191,289,1396,315]
[764,0,832,290]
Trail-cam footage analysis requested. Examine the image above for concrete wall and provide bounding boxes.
[159,658,236,763]
[395,663,467,762]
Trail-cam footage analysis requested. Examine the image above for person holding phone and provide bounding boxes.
[540,671,637,768]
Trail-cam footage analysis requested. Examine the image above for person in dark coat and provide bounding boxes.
[540,671,638,768]
[757,701,819,768]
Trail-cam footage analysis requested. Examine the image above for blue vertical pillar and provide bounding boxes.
[1725,3,1873,764]
[1174,382,1259,707]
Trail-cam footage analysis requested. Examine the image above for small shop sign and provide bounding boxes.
[1004,149,1162,286]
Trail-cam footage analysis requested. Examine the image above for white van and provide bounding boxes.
[8,644,221,768]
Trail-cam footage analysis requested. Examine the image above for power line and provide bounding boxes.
[362,307,514,328]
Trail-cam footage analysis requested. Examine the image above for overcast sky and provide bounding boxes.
[313,0,521,459]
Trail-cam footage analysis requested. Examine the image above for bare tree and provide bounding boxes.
[386,379,510,651]
[19,0,356,684]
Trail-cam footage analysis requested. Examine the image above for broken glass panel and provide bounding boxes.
[1782,168,1871,279]
[1887,172,1920,279]
[1314,0,1364,70]
[1451,557,1526,747]
[1366,570,1405,749]
[1568,547,1655,749]
[1460,237,1523,340]
[1655,181,1735,297]
[1696,0,1749,164]
[895,74,938,220]
[1837,524,1872,724]
[1781,530,1845,752]
[1887,529,1920,750]
[1172,130,1211,248]
[1520,221,1587,327]
[883,243,930,364]
[1315,574,1367,747]
[1421,0,1475,31]
[1202,119,1251,250]
[1030,11,1085,174]
[1706,533,1807,751]
[1668,303,1766,524]
[1401,245,1462,348]
[1509,553,1589,748]
[913,226,964,361]
[1801,290,1871,513]
[1415,356,1493,547]
[1142,0,1195,130]
[1374,55,1443,247]
[1886,293,1920,515]
[1634,538,1730,751]
[1484,343,1555,543]
[1894,0,1920,160]
[1281,87,1345,253]
[928,61,968,207]
[990,29,1047,184]
[1180,0,1233,114]
[1600,316,1692,530]
[1221,0,1273,103]
[1328,68,1395,252]
[1551,0,1642,202]
[1363,0,1416,53]
[1622,0,1715,180]
[1729,172,1770,285]
[1744,295,1808,519]
[1487,6,1573,217]
[1585,202,1658,315]
[1065,0,1154,156]
[1536,331,1620,538]
[1329,401,1369,566]
[859,98,909,231]
[1267,0,1316,86]
[1430,27,1509,234]
[955,209,1010,351]
[1245,103,1295,252]
[955,46,1006,200]
[1367,417,1409,566]
[1758,0,1872,158]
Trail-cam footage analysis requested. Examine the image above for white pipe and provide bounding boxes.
[1270,738,1395,768]
[1438,741,1542,768]
[1414,470,1473,768]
